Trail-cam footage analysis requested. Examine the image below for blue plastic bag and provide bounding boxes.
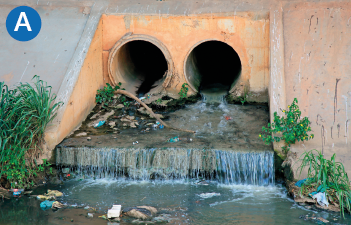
[40,200,54,210]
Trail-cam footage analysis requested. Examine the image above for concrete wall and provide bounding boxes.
[102,12,270,100]
[281,2,351,175]
[1,0,351,177]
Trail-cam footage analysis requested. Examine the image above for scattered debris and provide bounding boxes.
[225,116,232,120]
[40,200,54,210]
[76,132,87,137]
[133,141,139,145]
[108,205,122,218]
[312,192,329,207]
[94,120,106,128]
[62,168,70,174]
[37,190,63,200]
[87,213,94,218]
[52,201,64,209]
[10,188,24,197]
[87,137,91,141]
[168,136,180,143]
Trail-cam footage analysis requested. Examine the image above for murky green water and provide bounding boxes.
[1,179,349,225]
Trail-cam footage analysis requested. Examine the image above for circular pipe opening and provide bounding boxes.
[184,40,242,94]
[109,37,172,97]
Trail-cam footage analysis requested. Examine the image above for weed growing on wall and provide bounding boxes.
[0,76,61,188]
[178,83,189,99]
[259,98,314,153]
[297,150,351,217]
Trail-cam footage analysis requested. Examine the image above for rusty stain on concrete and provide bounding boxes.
[1,72,14,83]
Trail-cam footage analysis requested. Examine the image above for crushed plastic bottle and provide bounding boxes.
[94,121,105,128]
[10,189,24,197]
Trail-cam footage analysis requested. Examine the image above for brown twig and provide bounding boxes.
[114,90,195,134]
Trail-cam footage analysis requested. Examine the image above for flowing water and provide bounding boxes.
[2,91,349,224]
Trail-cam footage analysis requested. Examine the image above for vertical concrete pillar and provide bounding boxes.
[269,4,286,150]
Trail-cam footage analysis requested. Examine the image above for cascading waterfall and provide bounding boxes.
[56,147,274,185]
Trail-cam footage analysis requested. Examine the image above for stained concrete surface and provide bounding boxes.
[1,0,351,178]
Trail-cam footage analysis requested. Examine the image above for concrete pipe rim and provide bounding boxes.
[108,34,174,94]
[183,39,242,94]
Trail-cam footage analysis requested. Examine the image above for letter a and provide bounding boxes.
[14,12,32,31]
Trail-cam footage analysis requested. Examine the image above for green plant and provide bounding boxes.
[259,98,314,153]
[297,150,351,217]
[238,87,250,105]
[155,98,162,104]
[96,82,122,107]
[178,83,189,99]
[123,101,130,107]
[0,75,61,188]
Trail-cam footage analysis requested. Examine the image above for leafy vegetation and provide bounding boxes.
[259,98,314,153]
[95,82,133,108]
[238,87,251,105]
[0,76,61,188]
[96,82,122,107]
[297,150,351,217]
[178,83,189,99]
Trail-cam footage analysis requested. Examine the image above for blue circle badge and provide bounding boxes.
[6,6,41,42]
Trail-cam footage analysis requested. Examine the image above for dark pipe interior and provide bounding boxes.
[190,41,241,92]
[123,41,168,96]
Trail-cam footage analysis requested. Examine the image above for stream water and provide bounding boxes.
[1,91,350,224]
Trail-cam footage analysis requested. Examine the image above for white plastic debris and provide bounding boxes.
[139,97,146,100]
[108,205,121,218]
[198,192,221,199]
[87,213,94,218]
[312,192,329,207]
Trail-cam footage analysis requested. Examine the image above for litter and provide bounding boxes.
[198,193,221,199]
[10,189,24,197]
[108,205,121,218]
[62,168,70,174]
[40,200,55,210]
[312,192,329,207]
[94,121,105,128]
[168,136,179,143]
[225,116,232,120]
[133,141,139,145]
[295,178,307,187]
[139,97,146,100]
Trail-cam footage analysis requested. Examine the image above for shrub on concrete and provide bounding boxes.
[259,98,314,153]
[0,76,61,188]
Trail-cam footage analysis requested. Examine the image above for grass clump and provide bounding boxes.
[0,75,61,189]
[297,150,351,217]
[259,98,314,153]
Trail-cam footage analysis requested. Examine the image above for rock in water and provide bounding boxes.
[123,206,156,220]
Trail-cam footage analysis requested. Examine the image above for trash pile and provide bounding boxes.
[287,179,341,212]
[34,190,66,211]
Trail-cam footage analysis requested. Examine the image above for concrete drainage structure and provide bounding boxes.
[108,34,174,95]
[1,0,351,178]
